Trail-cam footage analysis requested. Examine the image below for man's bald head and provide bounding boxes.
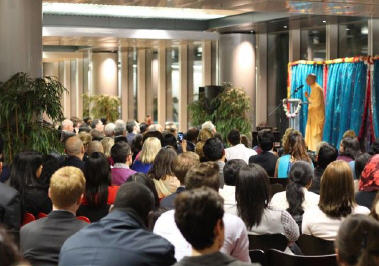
[65,136,84,158]
[87,141,104,155]
[306,74,317,86]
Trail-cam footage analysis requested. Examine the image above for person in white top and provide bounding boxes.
[225,129,256,164]
[302,161,370,241]
[154,162,250,262]
[270,161,320,227]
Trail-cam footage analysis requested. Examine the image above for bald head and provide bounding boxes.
[306,74,317,86]
[87,141,104,155]
[65,136,84,158]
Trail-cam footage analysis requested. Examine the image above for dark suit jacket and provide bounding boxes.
[249,151,278,177]
[59,209,176,266]
[161,186,186,211]
[60,155,84,170]
[21,210,87,266]
[0,182,21,230]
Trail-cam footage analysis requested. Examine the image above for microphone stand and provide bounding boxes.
[268,86,303,117]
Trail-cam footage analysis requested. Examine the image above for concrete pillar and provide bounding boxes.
[0,0,42,81]
[158,46,167,126]
[137,48,146,122]
[92,52,118,96]
[76,58,84,118]
[166,48,173,122]
[120,50,129,121]
[70,60,77,117]
[326,24,339,59]
[202,41,212,86]
[255,33,268,127]
[289,28,301,62]
[145,49,154,120]
[368,18,379,56]
[179,44,188,132]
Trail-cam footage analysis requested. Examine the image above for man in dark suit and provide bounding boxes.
[249,130,278,177]
[60,136,85,170]
[59,182,176,266]
[20,167,87,266]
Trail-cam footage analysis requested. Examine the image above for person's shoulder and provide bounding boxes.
[353,205,371,215]
[154,210,175,228]
[223,212,245,227]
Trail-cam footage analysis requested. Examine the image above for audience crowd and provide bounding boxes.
[0,116,378,266]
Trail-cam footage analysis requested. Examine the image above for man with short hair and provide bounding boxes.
[160,152,200,210]
[59,183,176,266]
[104,123,115,137]
[87,141,104,156]
[91,119,104,132]
[203,137,225,188]
[21,167,87,266]
[249,130,278,177]
[111,142,136,185]
[154,162,250,263]
[173,187,257,266]
[225,129,256,164]
[126,120,139,145]
[61,119,75,142]
[61,136,85,170]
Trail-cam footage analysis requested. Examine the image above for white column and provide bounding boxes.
[120,50,129,121]
[158,46,167,126]
[179,44,188,132]
[137,48,146,122]
[202,40,212,86]
[256,33,268,127]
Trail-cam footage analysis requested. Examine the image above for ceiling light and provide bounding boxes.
[283,26,288,29]
[322,20,326,23]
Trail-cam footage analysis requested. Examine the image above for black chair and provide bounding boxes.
[267,249,337,266]
[269,177,289,187]
[297,234,335,255]
[249,234,288,251]
[249,249,266,266]
[270,183,285,195]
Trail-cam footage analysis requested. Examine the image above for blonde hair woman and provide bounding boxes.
[131,137,161,174]
[195,128,214,162]
[101,137,114,158]
[78,132,92,153]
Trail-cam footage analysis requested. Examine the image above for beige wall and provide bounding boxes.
[92,52,118,96]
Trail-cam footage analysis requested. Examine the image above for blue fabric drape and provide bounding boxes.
[290,64,324,135]
[373,60,379,138]
[323,62,367,147]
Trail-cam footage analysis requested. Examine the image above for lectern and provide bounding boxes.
[282,98,302,132]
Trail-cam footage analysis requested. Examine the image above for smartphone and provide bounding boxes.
[178,132,184,142]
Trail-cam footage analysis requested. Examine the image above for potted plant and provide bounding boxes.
[83,94,120,122]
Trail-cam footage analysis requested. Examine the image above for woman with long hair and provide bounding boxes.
[148,147,179,199]
[132,137,161,174]
[275,130,312,178]
[338,137,360,163]
[195,128,214,162]
[10,151,51,216]
[77,152,119,222]
[235,164,299,249]
[302,160,370,241]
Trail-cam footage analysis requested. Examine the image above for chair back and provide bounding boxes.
[297,234,335,255]
[37,212,48,219]
[269,177,289,187]
[22,213,36,226]
[249,234,288,251]
[267,249,337,266]
[270,183,285,195]
[77,216,91,223]
[249,249,266,266]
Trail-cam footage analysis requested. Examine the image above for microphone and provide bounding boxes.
[294,85,304,93]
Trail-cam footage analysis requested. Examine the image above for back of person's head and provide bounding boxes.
[258,129,274,151]
[236,164,271,229]
[186,128,199,143]
[288,131,310,162]
[227,129,241,146]
[126,120,137,133]
[50,166,86,209]
[101,137,114,158]
[165,122,177,135]
[83,152,110,207]
[10,151,43,191]
[90,129,104,141]
[336,214,379,266]
[114,120,126,136]
[111,141,131,164]
[87,141,104,155]
[185,162,220,191]
[0,226,22,266]
[91,119,101,130]
[370,193,379,221]
[286,161,313,217]
[319,160,355,218]
[240,134,250,148]
[148,147,177,180]
[104,123,115,137]
[175,187,224,251]
[359,154,379,192]
[113,182,155,226]
[65,136,84,157]
[370,138,379,155]
[39,155,61,186]
[340,137,361,160]
[223,159,246,186]
[342,129,357,139]
[172,152,200,184]
[317,143,338,168]
[140,137,162,164]
[162,133,178,150]
[62,119,74,131]
[195,128,214,160]
[282,128,295,154]
[127,172,160,209]
[355,153,372,180]
[142,130,163,145]
[131,134,143,155]
[139,122,148,134]
[147,124,163,132]
[203,137,224,162]
[201,121,216,132]
[78,132,92,149]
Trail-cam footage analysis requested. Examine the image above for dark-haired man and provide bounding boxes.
[174,187,258,266]
[203,137,226,188]
[111,142,136,185]
[59,182,176,266]
[126,120,139,146]
[225,129,256,164]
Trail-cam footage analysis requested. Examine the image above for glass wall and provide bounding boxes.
[301,26,326,60]
[193,44,203,101]
[338,20,368,57]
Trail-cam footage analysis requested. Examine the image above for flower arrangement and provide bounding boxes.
[282,99,302,118]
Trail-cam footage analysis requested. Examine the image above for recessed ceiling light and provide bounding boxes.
[322,20,326,23]
[346,28,350,31]
[283,25,288,29]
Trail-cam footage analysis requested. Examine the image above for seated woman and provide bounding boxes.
[355,154,379,209]
[235,164,299,253]
[271,161,319,229]
[77,152,119,222]
[275,130,313,178]
[337,137,360,163]
[132,137,161,174]
[148,147,179,199]
[302,161,370,241]
[335,214,379,266]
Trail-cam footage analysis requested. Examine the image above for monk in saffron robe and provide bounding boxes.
[304,74,325,151]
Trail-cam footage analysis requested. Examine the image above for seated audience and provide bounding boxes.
[302,161,370,241]
[104,123,115,137]
[162,132,180,152]
[161,152,200,210]
[370,193,379,221]
[59,183,176,266]
[201,121,217,134]
[249,130,278,177]
[110,142,136,185]
[131,134,143,162]
[184,127,199,152]
[355,155,379,209]
[309,143,338,194]
[236,164,299,253]
[77,153,119,222]
[335,214,379,266]
[139,122,148,134]
[127,173,160,211]
[101,137,114,158]
[354,152,372,191]
[195,128,214,162]
[126,120,139,146]
[240,134,250,148]
[271,161,319,229]
[0,181,20,231]
[154,162,250,262]
[1,226,28,266]
[87,140,104,156]
[148,147,180,199]
[61,136,85,170]
[132,137,161,173]
[219,159,246,215]
[173,187,255,266]
[203,137,226,188]
[337,137,360,163]
[21,167,87,266]
[225,129,256,163]
[10,151,51,216]
[275,130,313,178]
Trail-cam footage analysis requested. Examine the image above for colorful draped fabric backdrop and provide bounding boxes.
[373,60,379,138]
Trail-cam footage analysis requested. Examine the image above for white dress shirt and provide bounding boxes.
[225,144,257,164]
[302,205,370,241]
[219,185,237,215]
[270,188,320,212]
[153,210,250,263]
